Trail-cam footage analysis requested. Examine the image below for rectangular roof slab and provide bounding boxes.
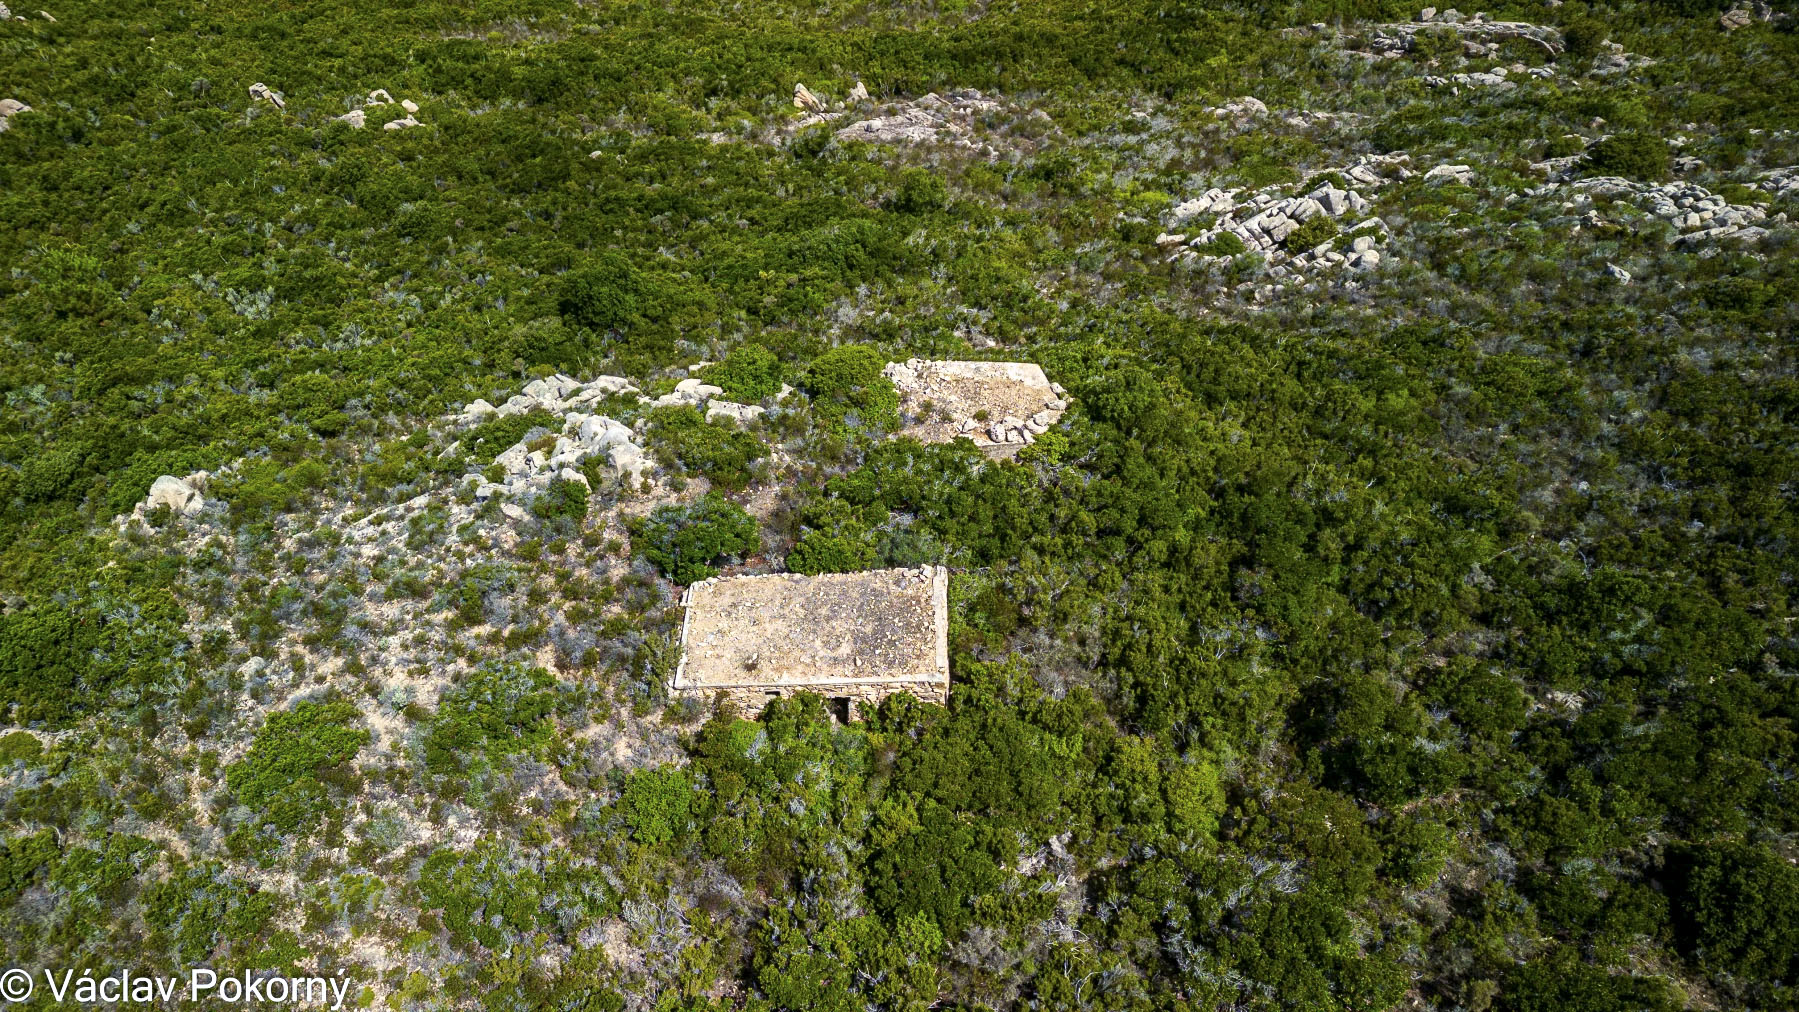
[881,359,1068,458]
[674,566,949,691]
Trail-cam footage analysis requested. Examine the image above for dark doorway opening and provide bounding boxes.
[829,697,853,723]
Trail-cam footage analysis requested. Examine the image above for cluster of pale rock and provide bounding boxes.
[333,89,423,130]
[456,371,777,501]
[1161,153,1407,276]
[121,473,211,529]
[1719,2,1783,30]
[1422,63,1555,90]
[1757,166,1799,200]
[0,97,29,132]
[1551,176,1784,247]
[695,83,1046,153]
[0,4,55,20]
[458,374,649,496]
[248,82,286,110]
[1366,9,1564,57]
[825,88,1007,148]
[1201,96,1363,129]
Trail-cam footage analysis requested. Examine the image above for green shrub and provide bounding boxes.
[558,253,648,333]
[1192,231,1247,257]
[423,664,560,775]
[703,343,785,402]
[631,493,760,584]
[1561,17,1607,62]
[801,346,900,434]
[1410,27,1463,64]
[531,477,590,524]
[1285,216,1339,251]
[1583,132,1671,181]
[787,499,880,574]
[650,405,765,491]
[225,700,369,835]
[889,169,950,214]
[617,766,693,847]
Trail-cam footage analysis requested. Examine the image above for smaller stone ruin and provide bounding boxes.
[882,359,1069,457]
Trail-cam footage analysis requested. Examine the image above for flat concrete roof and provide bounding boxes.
[673,566,949,690]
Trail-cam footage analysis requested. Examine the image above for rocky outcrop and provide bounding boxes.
[1424,163,1475,185]
[1720,2,1781,30]
[833,90,1004,147]
[248,82,285,110]
[793,83,826,113]
[1169,153,1405,275]
[147,474,207,516]
[334,109,366,129]
[1556,176,1781,247]
[1365,13,1563,57]
[1206,96,1268,121]
[652,378,724,410]
[0,97,30,132]
[457,375,660,498]
[705,400,766,426]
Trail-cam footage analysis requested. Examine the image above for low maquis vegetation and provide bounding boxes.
[0,0,1795,1009]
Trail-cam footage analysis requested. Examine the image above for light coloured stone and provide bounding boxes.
[793,83,825,112]
[248,82,285,110]
[146,475,205,516]
[706,400,767,425]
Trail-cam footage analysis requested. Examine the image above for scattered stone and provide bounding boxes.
[706,400,767,426]
[0,97,30,132]
[248,82,286,110]
[847,81,869,103]
[1207,96,1268,120]
[383,115,421,130]
[793,83,826,113]
[401,98,419,114]
[147,474,207,516]
[367,89,395,106]
[1425,163,1475,185]
[334,109,366,128]
[1719,2,1780,30]
[1605,262,1631,284]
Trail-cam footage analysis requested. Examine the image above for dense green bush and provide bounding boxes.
[801,345,900,434]
[1285,215,1338,251]
[631,493,761,584]
[702,343,785,402]
[225,700,369,835]
[1561,17,1608,62]
[558,254,651,334]
[889,168,951,214]
[648,405,766,491]
[1583,132,1673,181]
[422,664,561,776]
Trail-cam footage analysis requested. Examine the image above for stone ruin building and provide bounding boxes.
[672,566,950,721]
[882,359,1068,457]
